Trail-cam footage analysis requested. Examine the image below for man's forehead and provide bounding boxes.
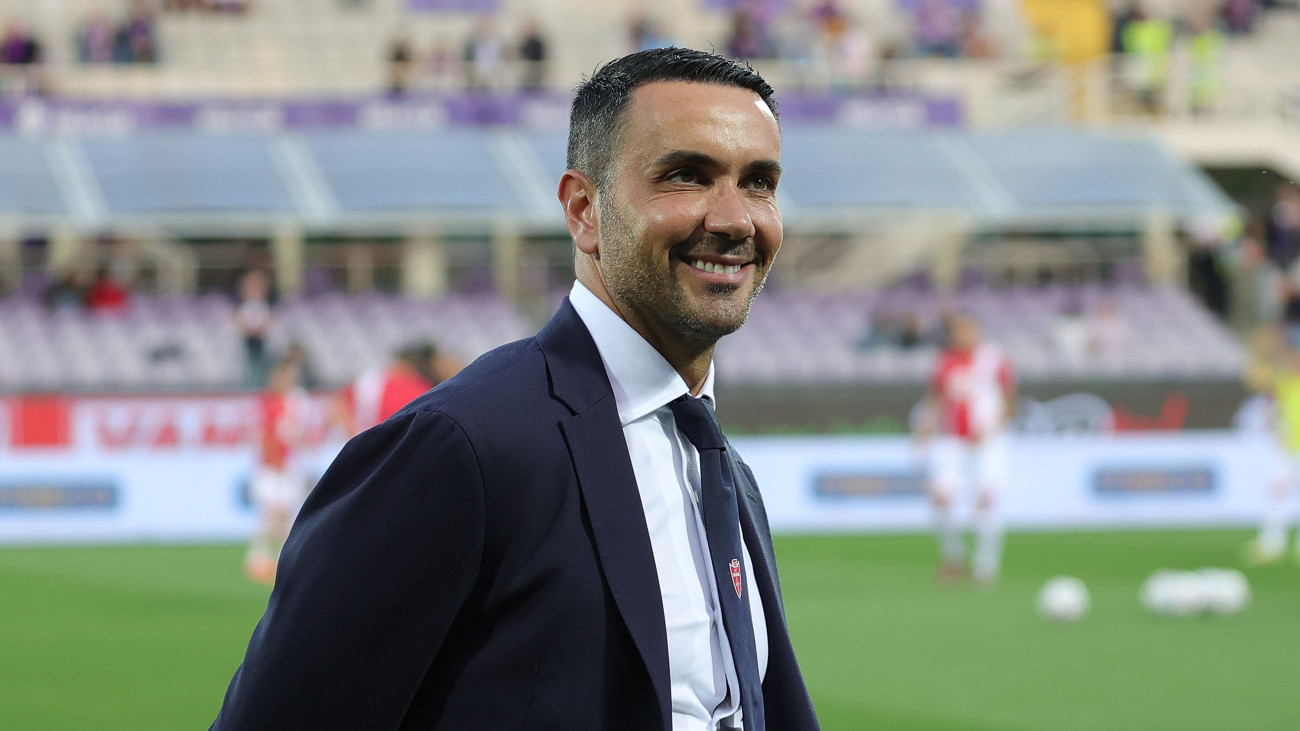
[628,80,775,121]
[621,80,781,155]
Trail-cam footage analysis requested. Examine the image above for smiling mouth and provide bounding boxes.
[686,258,744,275]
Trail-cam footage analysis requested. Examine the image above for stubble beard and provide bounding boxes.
[598,195,768,347]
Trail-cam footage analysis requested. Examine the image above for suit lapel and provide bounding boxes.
[729,452,785,621]
[731,451,821,727]
[540,301,673,728]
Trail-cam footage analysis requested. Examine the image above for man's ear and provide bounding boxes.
[558,170,600,256]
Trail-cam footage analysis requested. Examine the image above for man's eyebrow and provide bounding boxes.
[649,150,784,177]
[649,150,720,171]
[748,159,783,178]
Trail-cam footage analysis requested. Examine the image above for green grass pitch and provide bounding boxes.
[0,530,1296,730]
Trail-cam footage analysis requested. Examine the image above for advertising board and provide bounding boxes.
[0,394,1279,543]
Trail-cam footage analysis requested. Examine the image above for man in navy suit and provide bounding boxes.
[212,47,819,730]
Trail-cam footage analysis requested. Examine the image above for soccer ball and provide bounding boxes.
[1196,568,1250,616]
[1140,568,1249,617]
[1140,570,1204,617]
[1037,576,1090,623]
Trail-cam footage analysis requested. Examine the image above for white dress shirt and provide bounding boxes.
[569,281,768,731]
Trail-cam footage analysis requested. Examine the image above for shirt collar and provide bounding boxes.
[568,280,716,426]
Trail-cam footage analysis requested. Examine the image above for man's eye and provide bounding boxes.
[748,176,775,192]
[666,169,700,184]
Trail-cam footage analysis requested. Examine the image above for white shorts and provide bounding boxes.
[1271,453,1290,486]
[929,435,1008,499]
[250,465,308,515]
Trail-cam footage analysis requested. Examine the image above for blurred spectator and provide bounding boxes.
[332,342,437,437]
[1187,217,1230,318]
[387,34,414,96]
[831,16,878,88]
[423,36,456,90]
[84,266,130,313]
[244,356,309,585]
[899,310,938,348]
[163,0,250,13]
[859,308,940,349]
[517,19,548,91]
[1052,300,1089,362]
[1120,9,1173,114]
[1187,8,1225,115]
[629,14,674,52]
[1220,0,1261,33]
[1110,2,1139,54]
[809,0,849,57]
[1086,297,1132,355]
[1266,184,1300,270]
[958,9,997,59]
[859,309,903,349]
[913,0,962,58]
[1281,275,1300,349]
[407,341,463,388]
[1,21,42,65]
[235,267,275,387]
[77,11,116,64]
[43,270,85,312]
[429,348,463,386]
[283,341,323,390]
[463,18,502,90]
[1228,223,1284,333]
[798,3,882,89]
[1,19,46,93]
[209,0,252,14]
[809,0,848,32]
[726,8,775,60]
[118,0,159,64]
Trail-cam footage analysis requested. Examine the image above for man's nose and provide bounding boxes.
[703,185,756,242]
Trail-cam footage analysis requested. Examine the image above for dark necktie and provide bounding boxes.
[669,395,765,731]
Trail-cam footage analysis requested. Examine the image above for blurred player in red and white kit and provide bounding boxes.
[916,312,1016,586]
[331,342,462,437]
[245,357,311,584]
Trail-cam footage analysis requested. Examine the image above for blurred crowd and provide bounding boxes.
[74,0,160,65]
[0,18,47,94]
[701,0,1293,96]
[712,0,996,67]
[0,1,157,95]
[1101,0,1292,116]
[1227,184,1300,342]
[160,0,252,13]
[2,0,1298,100]
[386,16,549,95]
[42,237,138,315]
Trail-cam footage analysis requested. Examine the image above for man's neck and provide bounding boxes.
[577,275,714,395]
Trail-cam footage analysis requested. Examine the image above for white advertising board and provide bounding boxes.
[0,394,1281,543]
[734,433,1277,533]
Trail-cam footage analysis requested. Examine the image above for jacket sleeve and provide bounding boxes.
[211,408,485,730]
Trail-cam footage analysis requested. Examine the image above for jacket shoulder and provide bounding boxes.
[398,336,551,422]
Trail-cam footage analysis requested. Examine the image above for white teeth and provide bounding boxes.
[688,259,742,275]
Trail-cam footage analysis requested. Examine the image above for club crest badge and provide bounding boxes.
[729,559,742,599]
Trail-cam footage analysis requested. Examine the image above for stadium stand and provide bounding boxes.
[0,279,1246,393]
[1,0,1295,396]
[0,290,533,391]
[718,281,1246,385]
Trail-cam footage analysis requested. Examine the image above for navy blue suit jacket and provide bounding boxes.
[212,300,819,730]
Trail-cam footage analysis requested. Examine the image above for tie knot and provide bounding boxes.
[669,395,726,451]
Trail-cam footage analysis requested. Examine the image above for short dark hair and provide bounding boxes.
[566,47,778,190]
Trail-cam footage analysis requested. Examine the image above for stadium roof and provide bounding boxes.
[0,127,1235,235]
